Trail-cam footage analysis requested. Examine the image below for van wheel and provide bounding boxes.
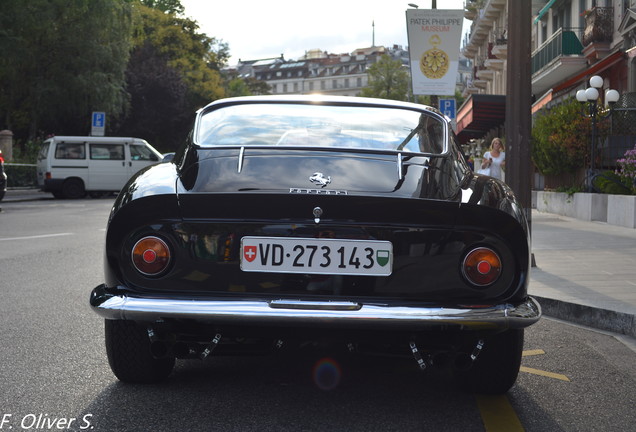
[62,178,85,199]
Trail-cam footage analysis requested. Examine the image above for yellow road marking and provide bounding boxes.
[475,395,524,432]
[522,349,545,357]
[520,366,570,382]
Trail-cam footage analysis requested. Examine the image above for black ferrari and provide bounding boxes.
[90,95,540,394]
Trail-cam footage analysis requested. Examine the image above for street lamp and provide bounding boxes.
[576,75,620,191]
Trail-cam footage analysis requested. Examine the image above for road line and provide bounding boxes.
[520,366,570,381]
[475,394,524,432]
[0,233,73,242]
[522,349,545,356]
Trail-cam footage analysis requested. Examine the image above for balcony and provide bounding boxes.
[531,28,587,97]
[581,7,614,62]
[491,29,507,59]
[582,7,614,46]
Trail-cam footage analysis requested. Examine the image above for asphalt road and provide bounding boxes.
[1,198,635,431]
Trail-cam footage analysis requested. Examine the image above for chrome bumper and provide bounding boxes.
[90,285,541,330]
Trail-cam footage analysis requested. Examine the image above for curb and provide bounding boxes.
[534,296,636,338]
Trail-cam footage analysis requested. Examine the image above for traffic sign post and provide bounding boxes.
[91,112,106,136]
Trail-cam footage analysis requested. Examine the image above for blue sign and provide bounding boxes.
[438,99,456,119]
[91,112,106,136]
[92,112,105,127]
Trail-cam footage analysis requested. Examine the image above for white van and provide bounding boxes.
[37,136,163,199]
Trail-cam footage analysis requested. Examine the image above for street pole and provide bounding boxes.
[576,78,620,192]
[505,0,532,226]
[590,101,597,175]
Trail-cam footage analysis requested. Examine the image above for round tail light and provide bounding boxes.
[132,236,171,276]
[462,247,501,286]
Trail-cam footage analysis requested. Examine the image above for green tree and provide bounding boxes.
[0,0,133,139]
[140,0,184,15]
[360,55,410,101]
[223,75,271,97]
[532,98,593,176]
[117,4,227,150]
[226,78,251,97]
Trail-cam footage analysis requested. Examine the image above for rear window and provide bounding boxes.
[38,143,50,161]
[196,103,446,154]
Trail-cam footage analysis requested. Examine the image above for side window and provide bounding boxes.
[55,143,85,159]
[130,144,159,161]
[90,144,124,160]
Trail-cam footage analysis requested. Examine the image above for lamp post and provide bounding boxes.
[576,75,620,192]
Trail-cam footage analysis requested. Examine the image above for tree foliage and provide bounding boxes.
[117,4,227,150]
[0,0,230,152]
[118,41,188,148]
[0,0,133,138]
[532,98,593,175]
[360,55,410,101]
[140,0,184,15]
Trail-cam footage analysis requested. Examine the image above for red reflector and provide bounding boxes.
[132,236,171,276]
[142,249,157,263]
[477,260,491,274]
[462,248,501,287]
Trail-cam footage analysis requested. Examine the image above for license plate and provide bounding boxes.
[240,236,392,276]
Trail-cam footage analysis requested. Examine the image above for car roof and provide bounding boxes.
[44,136,149,144]
[199,95,445,118]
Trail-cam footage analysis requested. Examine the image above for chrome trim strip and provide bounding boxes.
[237,146,245,173]
[269,300,362,311]
[397,152,403,180]
[90,286,541,330]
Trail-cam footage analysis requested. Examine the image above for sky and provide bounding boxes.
[180,0,468,65]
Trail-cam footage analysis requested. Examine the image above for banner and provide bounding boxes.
[406,9,464,96]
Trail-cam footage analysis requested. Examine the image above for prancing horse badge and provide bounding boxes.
[309,172,331,188]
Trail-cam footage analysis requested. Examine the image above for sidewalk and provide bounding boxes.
[530,210,636,338]
[3,188,636,338]
[2,188,52,203]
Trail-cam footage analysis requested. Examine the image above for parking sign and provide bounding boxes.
[91,112,106,136]
[438,99,456,120]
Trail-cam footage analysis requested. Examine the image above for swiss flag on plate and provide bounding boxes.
[243,245,257,262]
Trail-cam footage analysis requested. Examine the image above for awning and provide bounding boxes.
[455,94,506,143]
[534,0,557,24]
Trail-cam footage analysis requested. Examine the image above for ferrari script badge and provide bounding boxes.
[309,172,331,188]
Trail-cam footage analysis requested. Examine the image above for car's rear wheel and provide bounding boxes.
[104,320,175,383]
[61,178,85,199]
[454,329,524,394]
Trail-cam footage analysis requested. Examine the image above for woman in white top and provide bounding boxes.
[480,137,506,180]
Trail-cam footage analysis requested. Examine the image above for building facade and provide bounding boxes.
[233,45,411,97]
[456,0,636,171]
